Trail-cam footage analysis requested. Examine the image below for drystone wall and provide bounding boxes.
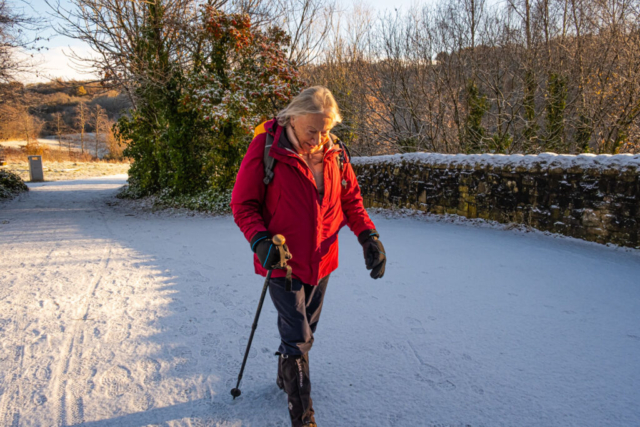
[351,153,640,248]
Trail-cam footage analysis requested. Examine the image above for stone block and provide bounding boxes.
[586,227,608,237]
[567,165,584,174]
[418,190,427,204]
[620,168,637,182]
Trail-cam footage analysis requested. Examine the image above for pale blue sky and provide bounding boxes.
[18,0,432,82]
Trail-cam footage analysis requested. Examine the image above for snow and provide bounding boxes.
[351,151,640,171]
[1,175,639,426]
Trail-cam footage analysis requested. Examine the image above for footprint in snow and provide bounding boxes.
[172,347,198,373]
[471,385,484,395]
[179,319,199,337]
[405,317,426,334]
[100,366,133,398]
[202,333,220,348]
[192,285,207,297]
[431,380,456,391]
[69,378,95,398]
[106,324,130,343]
[137,358,161,384]
[238,345,257,359]
[415,363,443,383]
[222,318,240,330]
[405,317,421,326]
[31,361,52,382]
[130,391,155,412]
[31,392,47,406]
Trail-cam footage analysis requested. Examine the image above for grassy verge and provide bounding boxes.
[2,161,130,182]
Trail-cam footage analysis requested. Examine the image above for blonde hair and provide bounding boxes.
[276,86,342,127]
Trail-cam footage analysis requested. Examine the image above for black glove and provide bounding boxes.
[358,229,386,279]
[251,231,281,270]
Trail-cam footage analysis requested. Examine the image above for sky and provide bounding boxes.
[15,0,428,84]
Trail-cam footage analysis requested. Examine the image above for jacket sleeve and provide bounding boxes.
[340,162,375,237]
[230,133,268,243]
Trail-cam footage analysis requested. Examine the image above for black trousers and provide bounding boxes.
[268,274,330,356]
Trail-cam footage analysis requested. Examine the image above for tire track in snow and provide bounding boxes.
[0,345,25,426]
[0,222,62,426]
[50,243,112,426]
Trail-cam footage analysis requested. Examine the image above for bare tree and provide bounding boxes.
[0,0,44,85]
[275,0,336,66]
[52,112,67,151]
[74,101,87,154]
[14,105,43,145]
[92,105,107,157]
[45,0,209,107]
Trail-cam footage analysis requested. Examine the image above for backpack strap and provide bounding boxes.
[263,131,276,185]
[264,132,350,186]
[331,134,351,172]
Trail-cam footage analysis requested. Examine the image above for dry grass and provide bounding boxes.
[1,160,130,182]
[1,143,129,162]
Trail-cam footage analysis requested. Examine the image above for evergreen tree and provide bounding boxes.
[463,79,488,153]
[522,70,538,153]
[544,73,567,153]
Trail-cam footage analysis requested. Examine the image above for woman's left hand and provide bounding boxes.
[358,229,386,279]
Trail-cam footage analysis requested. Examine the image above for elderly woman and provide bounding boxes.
[231,86,386,427]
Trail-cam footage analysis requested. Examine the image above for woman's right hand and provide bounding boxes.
[250,232,281,270]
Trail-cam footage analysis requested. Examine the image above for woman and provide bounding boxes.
[230,86,386,427]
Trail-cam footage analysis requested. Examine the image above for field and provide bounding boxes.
[1,160,130,182]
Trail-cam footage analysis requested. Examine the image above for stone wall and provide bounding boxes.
[351,153,640,248]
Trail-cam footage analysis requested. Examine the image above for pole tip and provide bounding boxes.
[230,388,241,399]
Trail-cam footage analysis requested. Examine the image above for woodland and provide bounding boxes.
[1,0,639,197]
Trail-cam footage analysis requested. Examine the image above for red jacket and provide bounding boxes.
[230,119,375,286]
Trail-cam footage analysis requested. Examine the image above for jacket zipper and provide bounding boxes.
[283,144,340,285]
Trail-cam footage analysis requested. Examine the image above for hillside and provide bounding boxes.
[0,79,132,141]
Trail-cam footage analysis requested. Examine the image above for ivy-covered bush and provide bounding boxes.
[117,5,302,200]
[0,170,29,200]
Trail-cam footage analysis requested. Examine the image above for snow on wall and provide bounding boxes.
[351,152,640,248]
[351,152,640,171]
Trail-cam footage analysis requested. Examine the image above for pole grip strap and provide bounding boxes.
[275,243,293,292]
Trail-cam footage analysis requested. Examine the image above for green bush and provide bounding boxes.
[117,6,302,200]
[0,170,29,200]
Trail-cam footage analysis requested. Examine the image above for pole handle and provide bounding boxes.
[272,234,285,246]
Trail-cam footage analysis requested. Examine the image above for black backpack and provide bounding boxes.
[262,130,351,186]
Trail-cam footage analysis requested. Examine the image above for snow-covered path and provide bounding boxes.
[1,176,639,427]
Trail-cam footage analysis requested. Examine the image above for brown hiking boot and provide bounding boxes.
[280,353,315,427]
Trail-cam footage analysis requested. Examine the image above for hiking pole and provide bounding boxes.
[231,234,291,400]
